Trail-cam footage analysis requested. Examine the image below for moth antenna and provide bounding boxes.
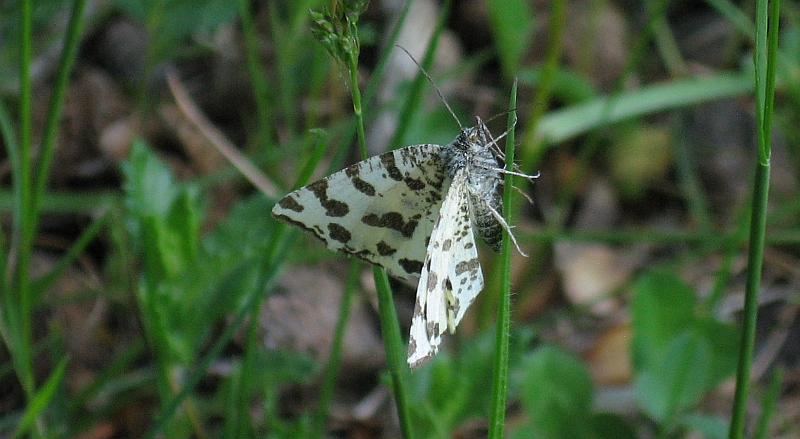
[481,112,517,156]
[475,117,504,157]
[484,109,517,127]
[395,45,463,130]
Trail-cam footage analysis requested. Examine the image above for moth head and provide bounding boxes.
[457,122,491,154]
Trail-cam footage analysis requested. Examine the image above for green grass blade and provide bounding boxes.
[485,0,534,77]
[11,357,68,439]
[238,0,274,149]
[310,261,359,439]
[31,212,109,298]
[754,366,783,439]
[487,78,518,439]
[347,23,415,439]
[0,99,18,292]
[32,0,89,217]
[520,0,565,172]
[373,267,415,438]
[705,0,756,35]
[534,73,753,146]
[728,1,779,438]
[387,0,453,153]
[12,0,36,398]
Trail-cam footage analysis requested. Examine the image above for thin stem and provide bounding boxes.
[350,52,368,160]
[487,78,518,439]
[387,0,453,153]
[728,1,778,438]
[521,0,565,172]
[347,39,415,439]
[238,0,274,149]
[14,0,35,398]
[310,261,358,439]
[372,267,415,439]
[728,162,770,439]
[33,0,89,219]
[754,366,783,439]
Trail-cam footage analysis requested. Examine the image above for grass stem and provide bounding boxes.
[487,78,518,439]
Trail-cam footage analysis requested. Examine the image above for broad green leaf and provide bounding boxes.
[587,413,637,439]
[485,0,534,76]
[518,345,594,438]
[631,270,696,370]
[635,331,711,423]
[693,318,739,385]
[679,413,729,439]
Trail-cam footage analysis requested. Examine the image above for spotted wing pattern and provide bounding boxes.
[272,144,448,280]
[273,121,526,372]
[407,170,484,369]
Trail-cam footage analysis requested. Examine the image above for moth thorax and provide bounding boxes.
[443,125,505,251]
[443,129,497,175]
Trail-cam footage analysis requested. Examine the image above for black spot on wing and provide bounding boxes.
[361,212,420,238]
[380,152,404,181]
[426,271,438,292]
[427,321,440,337]
[455,258,480,275]
[376,241,397,256]
[407,335,417,358]
[404,176,425,191]
[398,258,424,275]
[328,223,352,243]
[413,300,423,316]
[276,195,304,213]
[346,167,376,196]
[307,179,349,217]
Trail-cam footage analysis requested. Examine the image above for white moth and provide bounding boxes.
[272,118,530,370]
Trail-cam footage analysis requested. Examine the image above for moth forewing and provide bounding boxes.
[271,143,448,280]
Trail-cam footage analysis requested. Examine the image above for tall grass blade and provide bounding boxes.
[728,1,779,438]
[487,78,518,439]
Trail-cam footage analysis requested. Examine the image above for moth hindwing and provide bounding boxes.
[407,170,484,369]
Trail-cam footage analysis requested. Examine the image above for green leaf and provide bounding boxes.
[586,413,637,439]
[536,73,753,145]
[678,413,729,439]
[693,318,739,385]
[203,193,275,262]
[634,331,711,423]
[122,141,212,364]
[631,270,696,370]
[485,0,534,76]
[517,345,594,439]
[111,0,238,61]
[122,140,179,245]
[122,141,202,280]
[12,357,68,439]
